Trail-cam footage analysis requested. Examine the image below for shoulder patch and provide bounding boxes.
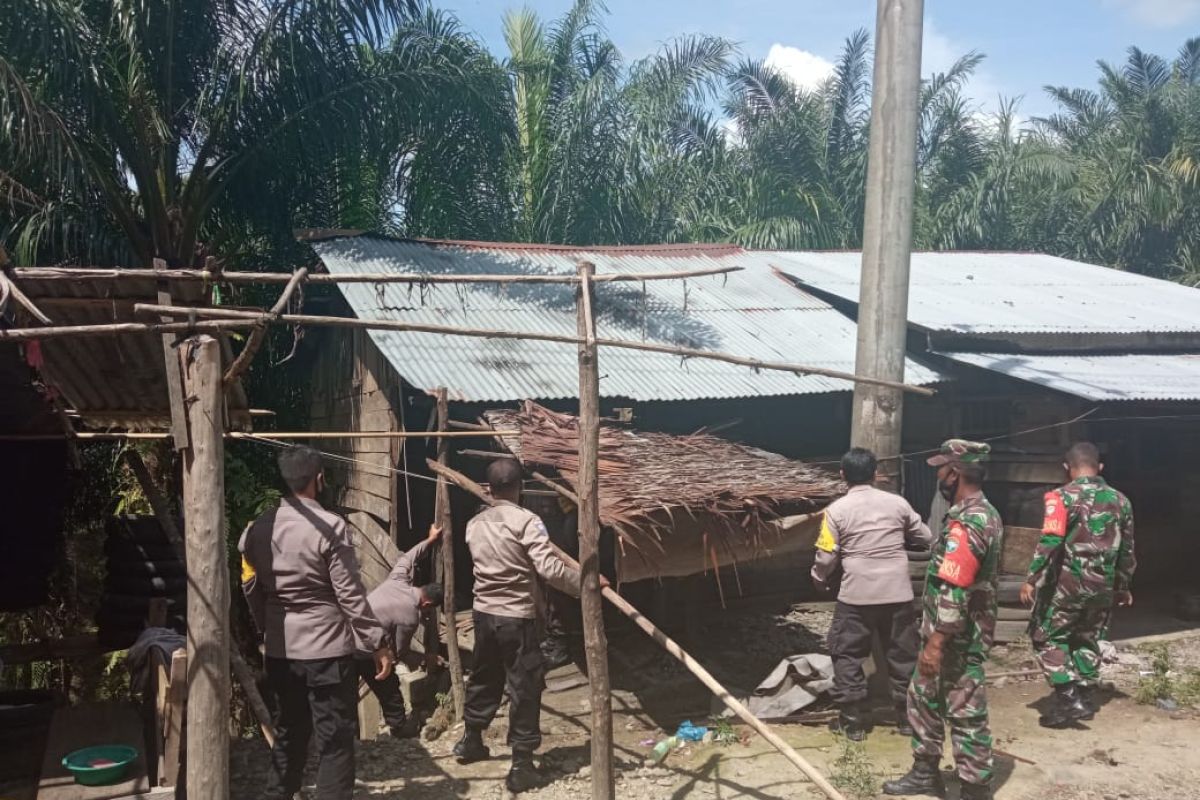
[240,556,256,584]
[815,514,837,553]
[1042,490,1067,537]
[937,521,980,588]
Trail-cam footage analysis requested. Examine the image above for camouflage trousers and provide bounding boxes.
[907,655,993,785]
[1030,601,1108,687]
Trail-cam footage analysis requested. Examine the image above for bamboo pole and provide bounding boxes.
[424,458,847,800]
[179,336,230,800]
[11,264,741,285]
[435,388,466,721]
[222,267,308,386]
[131,303,934,396]
[0,430,516,442]
[576,261,613,800]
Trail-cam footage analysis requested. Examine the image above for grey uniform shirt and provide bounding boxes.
[357,538,432,657]
[466,501,581,619]
[240,496,386,660]
[811,484,933,605]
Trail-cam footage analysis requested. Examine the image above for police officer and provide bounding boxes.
[812,447,932,740]
[452,458,586,794]
[240,446,394,800]
[356,522,445,739]
[884,440,1003,800]
[1020,441,1135,728]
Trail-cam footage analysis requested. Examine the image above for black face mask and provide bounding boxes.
[938,473,959,502]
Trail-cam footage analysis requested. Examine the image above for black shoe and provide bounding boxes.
[506,754,541,794]
[1079,684,1099,716]
[389,717,422,739]
[828,703,867,742]
[452,728,490,763]
[1039,684,1092,728]
[541,640,572,670]
[893,703,914,736]
[960,782,993,800]
[882,758,946,797]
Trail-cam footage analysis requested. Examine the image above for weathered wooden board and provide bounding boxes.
[37,703,151,800]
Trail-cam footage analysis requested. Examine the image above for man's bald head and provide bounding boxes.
[1064,441,1102,478]
[486,457,523,501]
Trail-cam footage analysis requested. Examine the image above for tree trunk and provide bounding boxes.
[435,387,466,721]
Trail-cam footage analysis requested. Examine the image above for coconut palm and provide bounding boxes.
[0,0,512,267]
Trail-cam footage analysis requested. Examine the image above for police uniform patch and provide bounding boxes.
[815,515,837,553]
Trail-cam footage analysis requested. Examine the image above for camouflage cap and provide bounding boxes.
[926,438,991,467]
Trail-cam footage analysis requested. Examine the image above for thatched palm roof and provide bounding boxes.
[484,402,843,571]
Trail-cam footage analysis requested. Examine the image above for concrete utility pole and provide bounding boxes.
[851,0,924,488]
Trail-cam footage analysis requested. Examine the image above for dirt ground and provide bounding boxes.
[231,600,1200,800]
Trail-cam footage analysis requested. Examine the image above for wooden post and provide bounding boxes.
[155,259,190,450]
[576,261,614,800]
[435,388,466,721]
[180,336,230,800]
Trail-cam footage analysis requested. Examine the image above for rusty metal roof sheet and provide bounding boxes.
[310,235,946,402]
[6,271,250,430]
[774,251,1200,336]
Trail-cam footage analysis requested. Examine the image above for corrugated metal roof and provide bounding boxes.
[774,251,1200,335]
[937,351,1200,401]
[311,236,946,402]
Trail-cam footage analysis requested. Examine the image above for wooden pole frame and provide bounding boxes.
[222,267,308,386]
[434,388,466,720]
[179,336,230,800]
[576,261,614,799]
[425,459,847,800]
[11,264,741,285]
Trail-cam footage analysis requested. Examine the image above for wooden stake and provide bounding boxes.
[576,261,614,799]
[180,336,230,800]
[425,458,847,800]
[12,264,741,285]
[222,267,308,386]
[154,259,190,450]
[0,272,54,324]
[435,388,466,721]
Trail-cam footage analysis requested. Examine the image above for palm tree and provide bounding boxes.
[0,0,512,268]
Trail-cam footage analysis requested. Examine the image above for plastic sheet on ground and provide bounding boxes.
[712,653,834,719]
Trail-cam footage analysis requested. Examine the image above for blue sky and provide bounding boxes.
[444,0,1200,119]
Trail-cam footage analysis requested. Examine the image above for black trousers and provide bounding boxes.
[355,655,409,731]
[463,611,546,753]
[827,600,919,706]
[264,655,358,800]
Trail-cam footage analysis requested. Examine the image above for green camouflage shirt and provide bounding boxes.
[922,492,1004,658]
[1027,476,1135,604]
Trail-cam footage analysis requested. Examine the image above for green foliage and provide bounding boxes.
[829,736,878,800]
[709,716,738,746]
[1135,643,1200,706]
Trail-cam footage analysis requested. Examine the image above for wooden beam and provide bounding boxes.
[0,271,54,324]
[180,335,230,800]
[133,303,935,395]
[155,259,190,450]
[12,264,742,285]
[577,261,614,800]
[222,267,308,387]
[435,387,466,721]
[425,458,847,800]
[0,633,109,665]
[123,449,186,557]
[0,430,518,442]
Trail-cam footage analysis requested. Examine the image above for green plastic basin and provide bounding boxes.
[62,744,137,786]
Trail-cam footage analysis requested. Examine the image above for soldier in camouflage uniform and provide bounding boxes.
[884,440,1003,800]
[1020,442,1135,728]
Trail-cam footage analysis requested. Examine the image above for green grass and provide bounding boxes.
[830,736,878,800]
[1133,644,1200,707]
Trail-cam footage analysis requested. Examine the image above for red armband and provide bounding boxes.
[937,522,980,588]
[1042,491,1067,537]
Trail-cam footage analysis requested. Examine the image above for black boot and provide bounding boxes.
[1079,684,1099,716]
[894,703,914,736]
[960,781,993,800]
[828,703,867,742]
[389,716,422,740]
[1039,684,1092,728]
[452,726,490,763]
[506,751,541,794]
[882,757,946,797]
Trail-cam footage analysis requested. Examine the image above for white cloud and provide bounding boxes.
[764,44,835,93]
[1102,0,1200,28]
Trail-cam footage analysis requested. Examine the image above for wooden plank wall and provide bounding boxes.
[308,327,402,591]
